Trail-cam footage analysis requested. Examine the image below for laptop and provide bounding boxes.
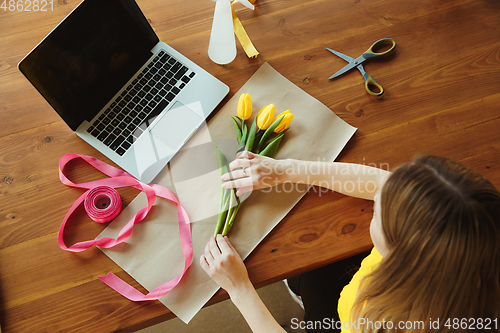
[18,0,229,183]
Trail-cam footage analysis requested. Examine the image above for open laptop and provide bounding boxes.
[18,0,229,183]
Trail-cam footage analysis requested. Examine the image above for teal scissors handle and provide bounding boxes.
[362,38,396,60]
[358,64,384,96]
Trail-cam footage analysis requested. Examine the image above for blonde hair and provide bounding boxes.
[352,155,500,332]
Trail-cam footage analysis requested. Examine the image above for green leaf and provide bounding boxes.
[214,146,230,175]
[231,117,242,143]
[234,123,246,154]
[255,130,264,141]
[245,117,257,152]
[259,131,286,157]
[257,115,284,153]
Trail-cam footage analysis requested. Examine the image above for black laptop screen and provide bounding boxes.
[19,0,159,130]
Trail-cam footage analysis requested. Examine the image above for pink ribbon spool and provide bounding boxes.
[58,154,193,301]
[84,186,122,223]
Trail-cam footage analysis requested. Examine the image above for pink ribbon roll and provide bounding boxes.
[58,153,192,301]
[84,186,122,223]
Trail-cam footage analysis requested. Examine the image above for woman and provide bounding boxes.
[200,152,500,332]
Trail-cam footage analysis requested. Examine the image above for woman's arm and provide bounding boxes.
[221,151,390,200]
[200,235,286,333]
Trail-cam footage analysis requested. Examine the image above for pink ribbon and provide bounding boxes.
[84,186,122,223]
[58,153,192,301]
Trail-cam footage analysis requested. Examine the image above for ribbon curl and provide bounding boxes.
[58,153,192,301]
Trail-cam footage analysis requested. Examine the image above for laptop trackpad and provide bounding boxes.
[150,101,203,157]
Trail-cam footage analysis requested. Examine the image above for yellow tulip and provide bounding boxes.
[257,104,275,130]
[237,93,252,120]
[273,110,293,133]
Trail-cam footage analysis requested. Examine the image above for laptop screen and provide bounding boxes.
[19,0,159,131]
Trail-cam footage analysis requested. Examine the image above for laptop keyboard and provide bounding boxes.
[86,50,196,156]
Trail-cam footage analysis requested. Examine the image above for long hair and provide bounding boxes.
[352,155,500,332]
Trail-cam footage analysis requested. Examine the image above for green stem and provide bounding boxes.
[214,191,229,236]
[222,202,241,236]
[214,146,231,236]
[221,189,236,234]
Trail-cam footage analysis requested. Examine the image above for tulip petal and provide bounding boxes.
[257,104,275,130]
[237,93,252,120]
[274,111,293,133]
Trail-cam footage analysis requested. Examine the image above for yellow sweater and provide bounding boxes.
[337,247,383,333]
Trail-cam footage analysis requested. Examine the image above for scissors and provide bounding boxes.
[327,38,396,96]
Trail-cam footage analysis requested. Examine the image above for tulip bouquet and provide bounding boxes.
[214,93,293,236]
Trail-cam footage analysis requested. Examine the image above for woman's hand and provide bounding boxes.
[221,151,287,197]
[200,234,252,297]
[200,235,288,333]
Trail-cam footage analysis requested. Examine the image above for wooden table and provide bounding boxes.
[1,0,499,331]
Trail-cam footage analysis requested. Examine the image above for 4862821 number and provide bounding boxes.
[1,0,53,11]
[444,318,498,330]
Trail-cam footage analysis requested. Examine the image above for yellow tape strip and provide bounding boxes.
[232,0,259,58]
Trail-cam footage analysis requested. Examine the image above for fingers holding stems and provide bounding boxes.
[221,169,252,197]
[200,235,222,272]
[200,232,288,333]
[221,151,284,197]
[223,167,248,180]
[201,235,238,271]
[200,234,250,296]
[221,151,254,196]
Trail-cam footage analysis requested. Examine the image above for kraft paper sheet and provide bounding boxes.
[98,62,357,323]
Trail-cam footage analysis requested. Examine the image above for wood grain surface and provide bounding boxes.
[1,0,499,331]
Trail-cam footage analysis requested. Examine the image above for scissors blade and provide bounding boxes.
[326,48,354,63]
[329,55,367,79]
[329,64,356,79]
